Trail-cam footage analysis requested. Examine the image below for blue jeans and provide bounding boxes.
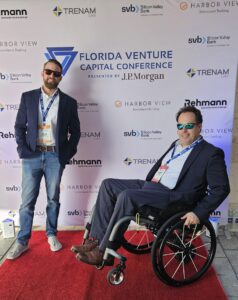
[17,152,64,246]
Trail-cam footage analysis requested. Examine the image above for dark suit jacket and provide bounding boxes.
[15,88,80,168]
[146,139,230,221]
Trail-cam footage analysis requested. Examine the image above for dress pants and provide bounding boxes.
[89,178,171,251]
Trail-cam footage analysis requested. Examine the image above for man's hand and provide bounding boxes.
[181,212,200,226]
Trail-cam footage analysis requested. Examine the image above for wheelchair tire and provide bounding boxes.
[151,212,217,286]
[107,268,124,285]
[122,226,155,254]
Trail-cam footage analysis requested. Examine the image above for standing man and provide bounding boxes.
[72,106,230,266]
[7,59,80,260]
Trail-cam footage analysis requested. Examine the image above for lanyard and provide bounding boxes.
[40,90,58,125]
[166,136,203,165]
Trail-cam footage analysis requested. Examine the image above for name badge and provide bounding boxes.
[38,124,52,145]
[151,165,168,183]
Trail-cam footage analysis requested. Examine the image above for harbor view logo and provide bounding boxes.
[45,47,78,76]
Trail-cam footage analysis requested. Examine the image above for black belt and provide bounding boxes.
[36,145,56,152]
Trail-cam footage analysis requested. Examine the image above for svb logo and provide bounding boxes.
[121,4,140,13]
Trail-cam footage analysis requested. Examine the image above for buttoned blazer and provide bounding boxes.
[15,88,80,167]
[146,139,230,221]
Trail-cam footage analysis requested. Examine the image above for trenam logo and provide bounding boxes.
[124,157,158,166]
[45,47,78,76]
[52,6,96,17]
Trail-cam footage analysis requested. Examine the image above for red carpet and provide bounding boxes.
[0,231,227,300]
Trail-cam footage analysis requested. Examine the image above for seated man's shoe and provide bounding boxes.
[71,239,98,254]
[6,242,29,260]
[48,236,62,252]
[76,246,114,266]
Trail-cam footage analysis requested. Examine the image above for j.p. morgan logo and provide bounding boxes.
[184,98,227,109]
[0,9,28,19]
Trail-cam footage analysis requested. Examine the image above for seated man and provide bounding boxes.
[72,105,230,266]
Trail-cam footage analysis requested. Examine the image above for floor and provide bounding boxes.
[0,226,238,300]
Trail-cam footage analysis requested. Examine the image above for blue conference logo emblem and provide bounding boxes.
[44,47,78,76]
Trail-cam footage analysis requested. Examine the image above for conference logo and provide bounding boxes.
[77,101,99,112]
[201,127,232,139]
[188,35,231,47]
[5,185,21,192]
[115,99,171,112]
[66,184,100,194]
[0,131,15,139]
[69,158,102,167]
[121,72,165,82]
[44,47,78,76]
[0,102,19,112]
[186,68,229,78]
[0,103,4,112]
[81,131,101,139]
[124,157,158,166]
[52,6,96,17]
[0,72,32,83]
[0,9,28,20]
[124,129,162,140]
[0,159,21,168]
[121,4,163,16]
[0,40,37,54]
[184,98,227,109]
[179,1,237,13]
[67,209,92,218]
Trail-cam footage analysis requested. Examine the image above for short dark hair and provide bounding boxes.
[176,106,203,124]
[43,59,62,73]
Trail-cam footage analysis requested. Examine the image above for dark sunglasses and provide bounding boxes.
[177,123,197,130]
[44,69,62,78]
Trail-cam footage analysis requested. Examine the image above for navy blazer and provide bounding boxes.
[146,139,230,221]
[15,88,80,168]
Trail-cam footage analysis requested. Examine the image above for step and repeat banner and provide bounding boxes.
[0,0,237,226]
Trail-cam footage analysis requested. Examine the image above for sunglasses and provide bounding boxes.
[44,69,62,78]
[177,123,197,130]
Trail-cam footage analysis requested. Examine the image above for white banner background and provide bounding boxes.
[0,0,237,226]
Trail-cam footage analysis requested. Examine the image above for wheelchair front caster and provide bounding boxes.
[107,268,124,285]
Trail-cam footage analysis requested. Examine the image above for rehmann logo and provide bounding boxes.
[53,6,96,17]
[124,157,158,166]
[0,131,15,139]
[0,9,28,19]
[70,158,102,167]
[184,98,227,109]
[187,68,229,78]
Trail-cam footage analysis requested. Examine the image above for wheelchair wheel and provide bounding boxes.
[151,212,217,286]
[107,268,124,285]
[122,224,155,254]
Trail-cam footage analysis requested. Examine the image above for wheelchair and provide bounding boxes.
[83,203,217,287]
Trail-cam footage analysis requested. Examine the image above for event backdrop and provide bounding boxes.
[0,0,237,226]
